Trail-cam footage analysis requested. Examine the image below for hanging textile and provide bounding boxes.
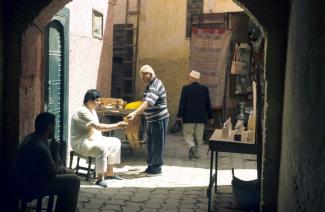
[190,27,232,107]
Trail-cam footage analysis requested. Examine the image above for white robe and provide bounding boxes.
[70,105,121,173]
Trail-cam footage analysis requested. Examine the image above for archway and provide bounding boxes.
[18,1,286,211]
[5,0,288,211]
[19,0,72,139]
[233,1,288,211]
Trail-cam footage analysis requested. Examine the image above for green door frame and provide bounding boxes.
[44,7,69,144]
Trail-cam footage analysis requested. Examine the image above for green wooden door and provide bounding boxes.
[45,8,69,142]
[48,22,63,140]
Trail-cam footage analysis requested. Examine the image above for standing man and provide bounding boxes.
[16,112,80,212]
[177,70,213,159]
[70,89,127,187]
[126,65,169,175]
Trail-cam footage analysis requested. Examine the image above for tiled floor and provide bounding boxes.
[74,133,258,212]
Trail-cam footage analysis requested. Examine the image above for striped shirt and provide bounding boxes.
[143,77,169,122]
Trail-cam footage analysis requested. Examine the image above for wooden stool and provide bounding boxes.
[20,195,54,212]
[69,151,96,181]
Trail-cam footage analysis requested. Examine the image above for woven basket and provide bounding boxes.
[99,98,125,108]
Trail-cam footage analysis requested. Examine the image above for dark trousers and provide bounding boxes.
[146,117,169,171]
[38,174,80,212]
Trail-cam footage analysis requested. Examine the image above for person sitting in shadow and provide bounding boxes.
[15,112,80,212]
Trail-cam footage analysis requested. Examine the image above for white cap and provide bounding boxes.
[139,65,156,78]
[189,70,201,80]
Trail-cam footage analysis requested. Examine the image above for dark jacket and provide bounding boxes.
[177,82,213,123]
[16,133,57,199]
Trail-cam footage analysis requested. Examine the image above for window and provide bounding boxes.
[186,0,203,37]
[92,10,103,39]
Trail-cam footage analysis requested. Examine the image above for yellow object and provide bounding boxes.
[125,101,142,109]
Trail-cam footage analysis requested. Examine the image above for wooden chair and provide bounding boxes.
[125,115,145,152]
[19,195,55,212]
[69,151,96,181]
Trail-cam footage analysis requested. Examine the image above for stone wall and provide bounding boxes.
[278,0,325,211]
[235,0,288,211]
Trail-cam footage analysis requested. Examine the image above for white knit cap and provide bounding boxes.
[139,65,155,78]
[189,70,201,80]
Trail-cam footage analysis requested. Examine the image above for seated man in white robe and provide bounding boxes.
[70,89,127,187]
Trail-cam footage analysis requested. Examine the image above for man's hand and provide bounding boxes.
[126,102,148,121]
[49,139,60,156]
[117,121,128,128]
[49,139,66,174]
[208,118,214,125]
[126,111,137,121]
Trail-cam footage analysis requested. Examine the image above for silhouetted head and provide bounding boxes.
[35,112,56,138]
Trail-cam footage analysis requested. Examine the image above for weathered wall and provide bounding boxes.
[113,0,190,122]
[278,0,325,211]
[203,0,242,13]
[136,0,189,123]
[20,26,44,140]
[113,0,128,24]
[114,0,243,123]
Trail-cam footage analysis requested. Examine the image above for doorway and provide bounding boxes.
[112,24,135,103]
[44,8,69,145]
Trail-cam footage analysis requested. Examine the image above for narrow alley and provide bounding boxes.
[4,0,325,211]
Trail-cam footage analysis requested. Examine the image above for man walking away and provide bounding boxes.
[177,70,213,159]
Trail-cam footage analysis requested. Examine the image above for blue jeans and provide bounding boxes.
[146,117,169,172]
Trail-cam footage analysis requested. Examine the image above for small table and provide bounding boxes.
[207,129,260,211]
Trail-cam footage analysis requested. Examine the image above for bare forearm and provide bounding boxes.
[134,102,149,116]
[125,101,149,121]
[47,139,64,175]
[95,123,121,132]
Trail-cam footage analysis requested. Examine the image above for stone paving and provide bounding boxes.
[75,133,257,212]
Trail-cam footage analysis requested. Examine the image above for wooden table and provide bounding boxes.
[97,108,144,151]
[207,129,260,211]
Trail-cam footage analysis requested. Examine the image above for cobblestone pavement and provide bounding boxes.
[75,133,257,212]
